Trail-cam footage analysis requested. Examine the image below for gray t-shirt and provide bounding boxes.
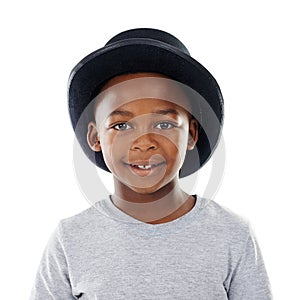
[30,195,273,299]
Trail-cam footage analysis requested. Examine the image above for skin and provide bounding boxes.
[87,73,199,224]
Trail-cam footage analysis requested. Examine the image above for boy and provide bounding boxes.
[30,28,272,299]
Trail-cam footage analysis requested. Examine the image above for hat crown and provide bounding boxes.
[105,28,190,55]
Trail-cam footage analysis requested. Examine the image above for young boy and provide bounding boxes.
[30,28,273,299]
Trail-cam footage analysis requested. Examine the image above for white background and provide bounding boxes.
[1,1,299,299]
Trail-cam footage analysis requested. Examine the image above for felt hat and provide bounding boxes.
[68,28,224,178]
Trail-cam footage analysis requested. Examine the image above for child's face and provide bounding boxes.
[87,73,198,195]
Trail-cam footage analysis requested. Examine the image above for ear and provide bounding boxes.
[187,118,199,150]
[87,121,101,152]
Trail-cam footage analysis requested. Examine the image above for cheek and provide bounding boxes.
[101,132,131,161]
[165,130,189,152]
[169,132,189,167]
[159,134,187,166]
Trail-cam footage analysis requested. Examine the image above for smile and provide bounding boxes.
[129,162,165,169]
[123,161,166,176]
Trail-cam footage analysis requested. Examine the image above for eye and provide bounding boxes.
[112,123,132,131]
[155,122,176,130]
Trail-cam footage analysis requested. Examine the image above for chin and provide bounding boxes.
[127,176,179,195]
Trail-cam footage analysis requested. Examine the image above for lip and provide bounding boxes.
[124,161,165,166]
[123,161,166,177]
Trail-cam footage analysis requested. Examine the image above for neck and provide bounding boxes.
[111,179,193,223]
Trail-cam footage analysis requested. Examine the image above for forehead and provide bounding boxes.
[93,73,192,121]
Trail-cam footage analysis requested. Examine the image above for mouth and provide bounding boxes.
[128,162,165,169]
[123,161,166,176]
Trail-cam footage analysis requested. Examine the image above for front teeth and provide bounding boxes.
[137,165,151,169]
[131,164,152,169]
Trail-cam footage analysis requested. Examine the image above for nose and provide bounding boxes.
[130,134,158,151]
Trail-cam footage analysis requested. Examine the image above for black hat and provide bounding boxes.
[68,28,224,178]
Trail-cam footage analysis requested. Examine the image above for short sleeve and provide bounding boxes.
[227,226,273,300]
[29,222,76,300]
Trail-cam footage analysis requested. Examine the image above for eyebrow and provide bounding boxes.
[108,110,134,117]
[108,108,179,118]
[152,109,179,115]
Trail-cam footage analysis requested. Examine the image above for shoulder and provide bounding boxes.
[56,199,109,238]
[199,197,252,242]
[206,199,249,227]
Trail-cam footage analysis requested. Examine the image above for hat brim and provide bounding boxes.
[68,38,224,178]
